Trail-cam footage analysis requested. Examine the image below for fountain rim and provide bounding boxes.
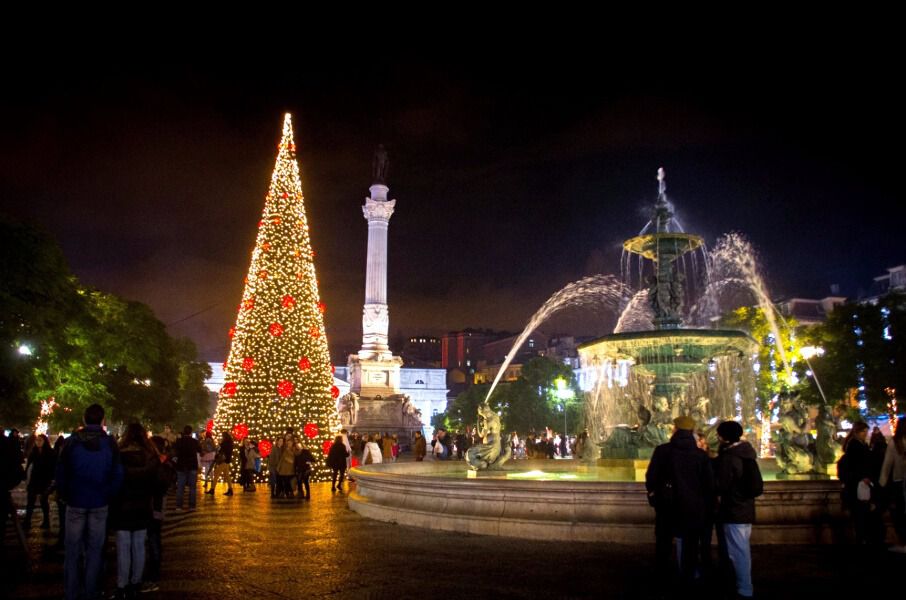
[622,232,704,260]
[577,327,758,351]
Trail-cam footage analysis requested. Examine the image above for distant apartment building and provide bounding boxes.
[401,335,441,365]
[864,264,906,305]
[777,296,847,326]
[473,332,548,384]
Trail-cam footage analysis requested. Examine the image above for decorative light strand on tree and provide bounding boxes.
[213,113,340,482]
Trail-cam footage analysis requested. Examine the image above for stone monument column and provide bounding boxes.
[359,183,395,361]
[348,146,404,408]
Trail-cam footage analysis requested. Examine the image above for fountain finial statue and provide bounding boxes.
[657,167,666,199]
[465,402,512,471]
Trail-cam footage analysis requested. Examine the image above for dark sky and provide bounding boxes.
[2,46,902,361]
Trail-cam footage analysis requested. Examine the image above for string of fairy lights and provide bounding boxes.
[213,113,340,482]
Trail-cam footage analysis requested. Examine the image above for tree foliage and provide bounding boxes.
[0,215,212,431]
[438,356,582,435]
[808,293,906,414]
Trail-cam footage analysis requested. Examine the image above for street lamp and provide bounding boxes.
[17,344,33,356]
[554,378,575,441]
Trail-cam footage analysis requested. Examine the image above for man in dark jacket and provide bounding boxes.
[55,403,124,600]
[173,425,201,510]
[713,420,759,600]
[645,415,715,586]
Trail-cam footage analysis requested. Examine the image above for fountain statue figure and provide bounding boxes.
[465,403,513,471]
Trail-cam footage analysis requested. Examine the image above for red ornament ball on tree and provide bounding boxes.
[269,322,284,337]
[232,423,248,440]
[310,326,320,338]
[298,357,311,371]
[330,385,340,399]
[222,382,237,397]
[304,423,319,438]
[258,439,273,458]
[228,327,236,339]
[318,301,326,314]
[277,380,294,398]
[205,419,214,433]
[281,295,295,308]
[322,439,333,455]
[241,357,254,371]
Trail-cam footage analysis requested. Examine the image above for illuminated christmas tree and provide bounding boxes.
[214,113,339,481]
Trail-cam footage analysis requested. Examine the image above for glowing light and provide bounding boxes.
[800,346,825,360]
[33,397,58,436]
[259,439,273,458]
[17,344,32,356]
[232,423,249,440]
[277,380,294,398]
[212,113,339,483]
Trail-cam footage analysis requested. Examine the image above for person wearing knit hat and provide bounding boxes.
[645,411,715,591]
[714,420,761,599]
[674,415,696,431]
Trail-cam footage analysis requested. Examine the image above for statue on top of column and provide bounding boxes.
[372,144,389,185]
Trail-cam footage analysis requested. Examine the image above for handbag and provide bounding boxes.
[857,480,872,502]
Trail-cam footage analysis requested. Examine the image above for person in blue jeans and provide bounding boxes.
[173,425,201,510]
[714,420,761,600]
[110,423,160,599]
[55,404,124,600]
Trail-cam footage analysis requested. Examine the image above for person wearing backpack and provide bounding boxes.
[714,420,762,600]
[645,415,715,590]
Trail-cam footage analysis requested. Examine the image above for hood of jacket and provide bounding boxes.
[721,440,757,460]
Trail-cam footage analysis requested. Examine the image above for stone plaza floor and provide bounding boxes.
[2,479,899,599]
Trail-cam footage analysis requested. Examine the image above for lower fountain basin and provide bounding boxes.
[348,460,847,544]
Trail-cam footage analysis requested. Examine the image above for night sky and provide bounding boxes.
[2,47,902,362]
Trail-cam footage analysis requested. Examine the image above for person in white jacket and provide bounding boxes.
[362,435,382,465]
[880,417,906,552]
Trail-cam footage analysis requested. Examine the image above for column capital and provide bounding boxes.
[363,197,396,222]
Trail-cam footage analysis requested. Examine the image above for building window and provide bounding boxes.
[528,339,534,348]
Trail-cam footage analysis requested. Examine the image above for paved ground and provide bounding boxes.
[2,479,898,599]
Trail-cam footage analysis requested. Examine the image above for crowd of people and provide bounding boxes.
[424,426,579,461]
[4,407,906,599]
[644,415,906,599]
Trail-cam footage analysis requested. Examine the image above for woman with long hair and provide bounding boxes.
[880,417,906,552]
[24,433,55,529]
[839,421,883,544]
[111,423,160,599]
